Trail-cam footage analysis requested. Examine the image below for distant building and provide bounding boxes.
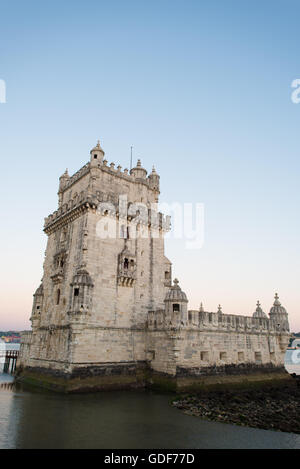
[1,335,20,344]
[18,141,291,392]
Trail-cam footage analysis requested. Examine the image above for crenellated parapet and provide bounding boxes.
[44,189,170,235]
[147,309,185,329]
[62,162,90,192]
[58,143,161,205]
[148,309,274,333]
[44,142,167,235]
[148,282,290,337]
[44,190,97,234]
[148,308,290,334]
[188,310,276,333]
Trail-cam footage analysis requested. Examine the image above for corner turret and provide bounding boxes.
[58,169,69,207]
[269,293,289,331]
[164,279,188,326]
[90,140,105,166]
[130,159,147,179]
[31,283,44,329]
[148,166,160,200]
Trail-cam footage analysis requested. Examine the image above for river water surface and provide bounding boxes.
[0,372,300,449]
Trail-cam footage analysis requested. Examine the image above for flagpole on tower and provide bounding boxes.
[130,145,133,171]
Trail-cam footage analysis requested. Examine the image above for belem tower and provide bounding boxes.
[18,141,291,392]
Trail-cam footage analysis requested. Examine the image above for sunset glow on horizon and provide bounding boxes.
[0,0,299,331]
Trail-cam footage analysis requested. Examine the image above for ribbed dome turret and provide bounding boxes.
[59,168,69,180]
[90,140,105,156]
[269,293,289,332]
[253,300,267,318]
[71,269,94,287]
[130,159,147,179]
[148,165,160,192]
[269,293,287,315]
[164,279,188,303]
[90,140,105,165]
[58,169,70,192]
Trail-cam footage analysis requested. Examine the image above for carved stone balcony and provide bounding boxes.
[117,267,136,287]
[51,268,64,284]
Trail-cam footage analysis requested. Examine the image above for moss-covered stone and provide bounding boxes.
[172,380,300,433]
[15,365,292,394]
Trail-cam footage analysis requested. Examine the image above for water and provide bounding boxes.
[0,375,300,449]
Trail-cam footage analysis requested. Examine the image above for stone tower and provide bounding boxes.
[19,141,172,390]
[18,141,291,393]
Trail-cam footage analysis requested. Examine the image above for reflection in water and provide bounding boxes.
[0,383,14,391]
[0,374,300,449]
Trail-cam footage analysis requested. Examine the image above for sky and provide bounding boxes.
[0,0,299,331]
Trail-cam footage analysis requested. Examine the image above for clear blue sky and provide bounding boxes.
[1,0,300,330]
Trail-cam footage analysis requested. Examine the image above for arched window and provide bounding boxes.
[56,289,61,305]
[173,303,180,312]
[124,258,129,269]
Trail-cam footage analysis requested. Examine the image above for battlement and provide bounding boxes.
[44,189,94,232]
[62,162,90,191]
[44,187,170,234]
[59,145,160,204]
[147,308,287,333]
[61,159,157,192]
[54,145,162,230]
[196,310,277,332]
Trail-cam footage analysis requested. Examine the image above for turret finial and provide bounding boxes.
[90,140,105,156]
[173,278,179,286]
[253,300,267,318]
[274,293,281,305]
[60,168,69,180]
[218,304,222,313]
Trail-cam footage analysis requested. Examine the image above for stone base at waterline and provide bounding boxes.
[15,362,149,393]
[15,362,292,393]
[148,364,292,393]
